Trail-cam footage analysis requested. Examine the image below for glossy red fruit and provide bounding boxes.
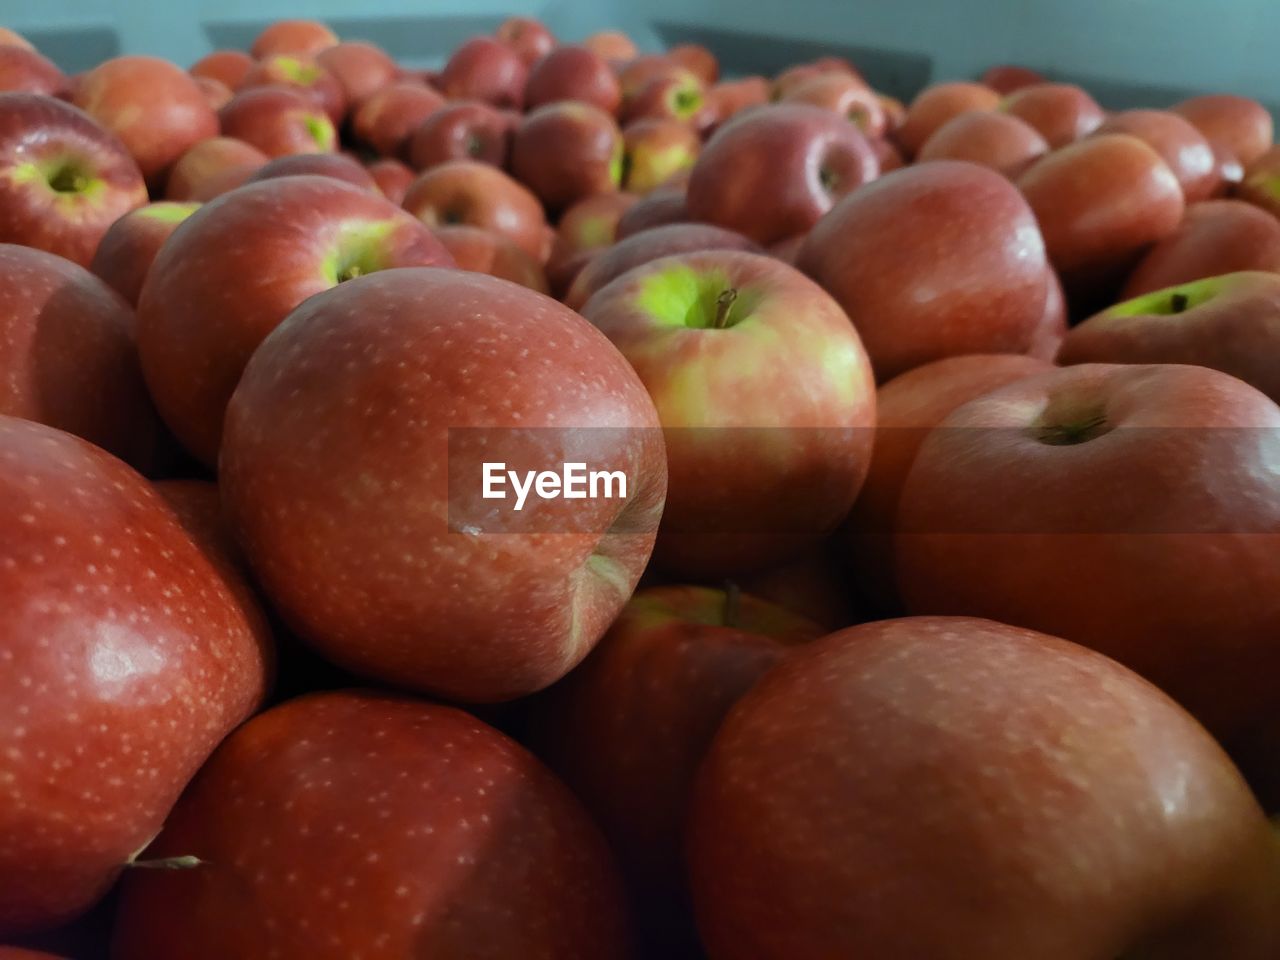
[0,47,67,96]
[0,417,271,936]
[88,201,199,307]
[243,152,378,191]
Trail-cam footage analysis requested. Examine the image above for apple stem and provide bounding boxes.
[126,855,206,871]
[1170,292,1190,313]
[713,288,738,329]
[722,580,741,628]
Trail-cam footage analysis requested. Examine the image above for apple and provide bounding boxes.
[194,75,232,111]
[0,242,159,468]
[917,109,1048,177]
[244,151,377,192]
[687,104,878,246]
[581,249,875,577]
[583,30,638,62]
[218,85,336,157]
[0,93,148,267]
[349,80,443,158]
[768,232,807,265]
[1173,94,1274,166]
[407,100,512,170]
[798,160,1052,381]
[689,615,1280,959]
[844,353,1053,615]
[511,102,624,213]
[547,191,638,293]
[621,117,700,194]
[532,585,822,955]
[565,222,761,310]
[870,136,905,173]
[402,159,546,259]
[1237,145,1280,218]
[154,479,247,574]
[879,93,906,131]
[616,186,689,238]
[438,36,526,110]
[0,27,34,49]
[112,691,631,957]
[365,156,414,204]
[1029,268,1069,358]
[433,224,549,293]
[979,63,1045,93]
[781,73,886,138]
[618,55,686,102]
[705,75,769,128]
[896,362,1280,745]
[72,55,217,185]
[1095,109,1219,201]
[496,16,556,67]
[1018,134,1184,301]
[895,81,1000,157]
[1000,82,1105,148]
[164,135,268,201]
[622,70,707,126]
[137,176,453,465]
[249,19,337,59]
[524,46,621,114]
[88,201,199,306]
[0,415,271,936]
[1058,272,1280,403]
[668,43,718,85]
[771,58,857,101]
[0,46,67,96]
[1213,140,1246,195]
[240,55,346,124]
[189,49,252,90]
[1123,199,1280,296]
[220,268,665,700]
[314,40,396,104]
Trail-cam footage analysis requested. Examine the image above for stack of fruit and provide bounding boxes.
[2,16,1280,959]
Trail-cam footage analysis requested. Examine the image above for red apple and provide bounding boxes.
[689,616,1280,958]
[249,19,337,59]
[349,80,443,158]
[583,30,637,62]
[1029,267,1069,358]
[218,85,336,157]
[194,75,232,111]
[879,93,906,132]
[0,27,34,50]
[617,55,684,102]
[1213,140,1246,195]
[687,104,878,246]
[1123,199,1280,296]
[547,191,638,291]
[565,222,760,310]
[137,176,453,464]
[0,46,66,96]
[524,45,621,114]
[511,102,623,212]
[622,70,707,126]
[917,109,1048,177]
[402,159,546,259]
[668,43,718,86]
[111,691,631,958]
[0,243,160,466]
[433,223,549,293]
[1237,144,1280,217]
[1173,94,1274,166]
[532,585,821,954]
[1096,109,1218,201]
[153,479,247,574]
[496,16,556,67]
[705,75,769,128]
[581,250,875,576]
[0,416,271,936]
[1000,82,1105,148]
[89,201,199,306]
[781,73,886,138]
[244,151,377,191]
[73,55,217,184]
[870,135,905,173]
[798,160,1052,380]
[616,186,689,238]
[845,353,1053,614]
[365,156,414,204]
[621,117,700,194]
[407,100,512,170]
[897,362,1280,744]
[438,36,527,110]
[895,81,1000,157]
[189,49,252,90]
[979,63,1045,94]
[771,59,857,101]
[314,40,396,104]
[240,55,346,124]
[1058,271,1280,403]
[220,268,666,699]
[164,135,267,201]
[0,93,148,267]
[1018,134,1184,299]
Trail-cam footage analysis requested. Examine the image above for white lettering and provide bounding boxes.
[591,470,627,500]
[481,463,629,511]
[563,463,587,498]
[509,469,535,512]
[482,463,506,499]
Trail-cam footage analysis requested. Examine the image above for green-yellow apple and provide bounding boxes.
[218,85,337,157]
[621,117,700,194]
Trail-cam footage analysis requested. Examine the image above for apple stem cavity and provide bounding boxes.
[722,580,741,628]
[126,854,206,871]
[1169,292,1190,314]
[713,288,739,329]
[1036,412,1110,446]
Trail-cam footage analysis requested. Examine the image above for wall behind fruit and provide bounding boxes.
[1,0,1275,110]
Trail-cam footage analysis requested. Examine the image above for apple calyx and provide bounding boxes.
[326,219,395,284]
[1035,411,1110,446]
[1169,292,1189,314]
[674,87,703,117]
[713,287,739,329]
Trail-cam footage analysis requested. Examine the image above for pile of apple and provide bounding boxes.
[3,14,1280,960]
